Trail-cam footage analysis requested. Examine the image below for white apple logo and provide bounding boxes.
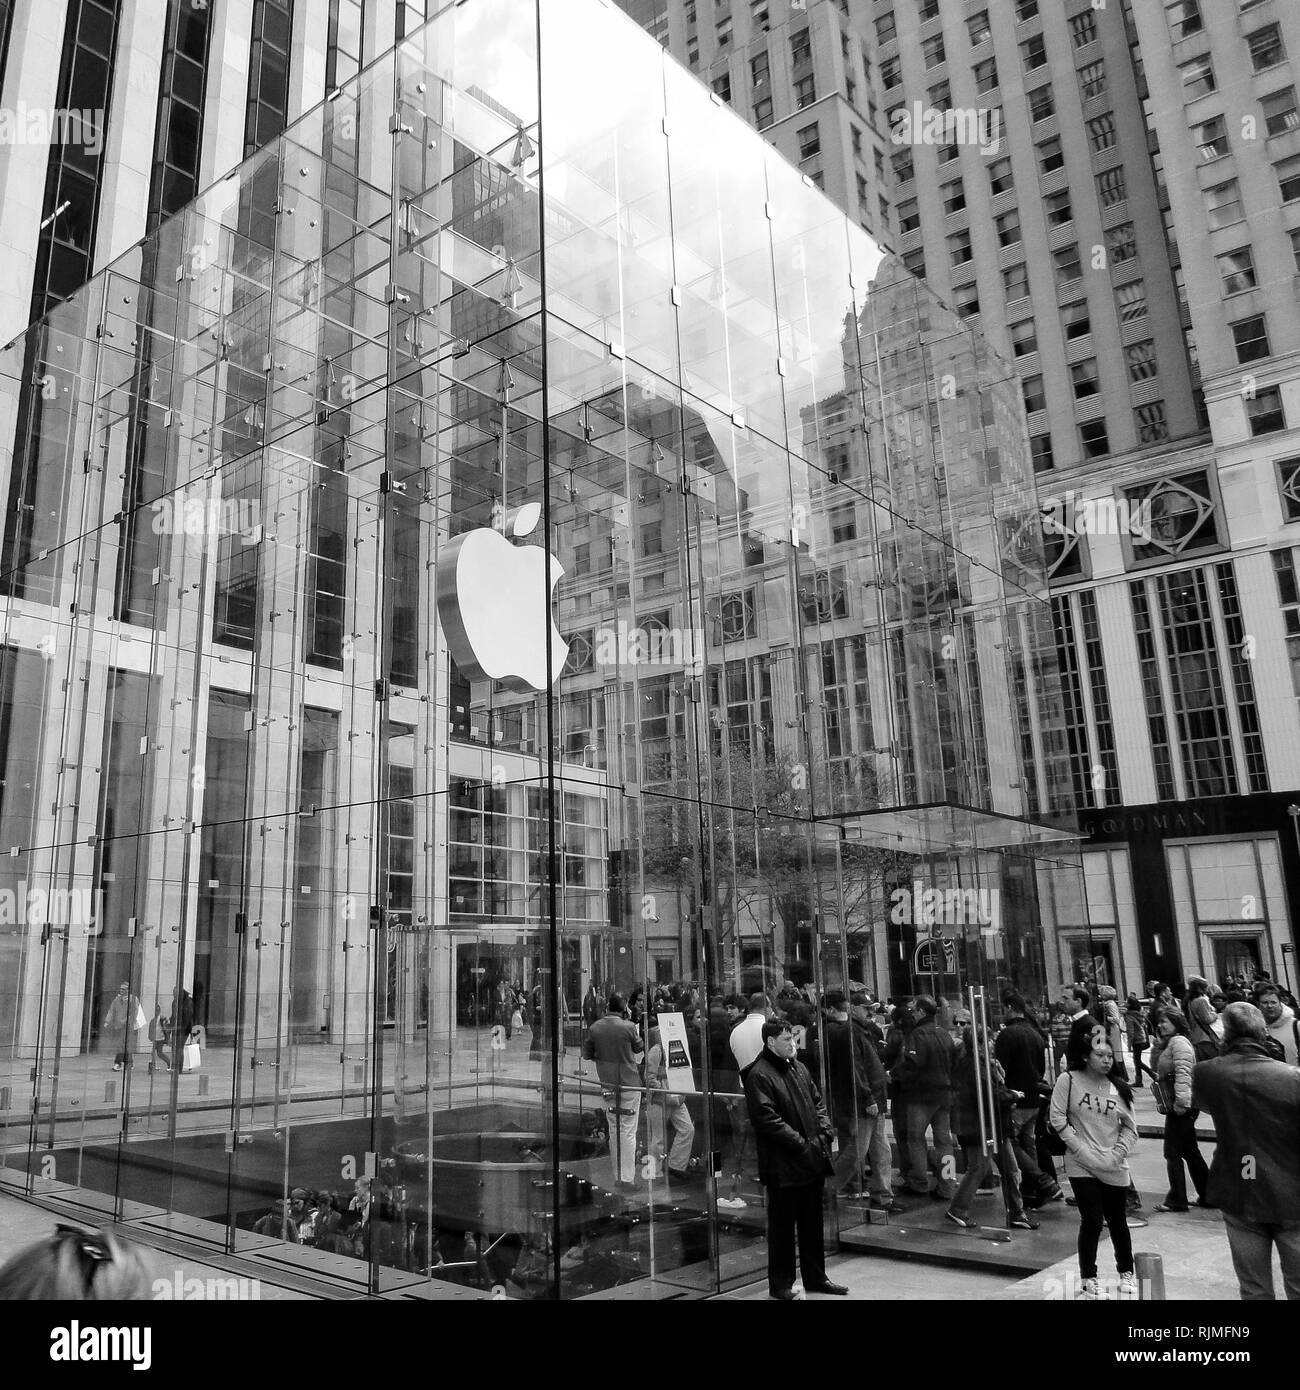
[435,502,570,692]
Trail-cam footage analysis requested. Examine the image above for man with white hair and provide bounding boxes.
[1193,1002,1300,1300]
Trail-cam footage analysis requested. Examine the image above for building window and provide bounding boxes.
[716,18,732,45]
[954,282,980,317]
[938,141,959,164]
[1195,114,1229,160]
[1070,12,1097,47]
[876,12,896,44]
[754,95,773,128]
[1053,243,1082,283]
[687,36,699,64]
[993,208,1019,247]
[713,72,731,102]
[791,27,812,66]
[1095,167,1127,207]
[943,181,966,215]
[1046,190,1072,226]
[975,58,999,94]
[850,125,863,159]
[1087,112,1117,151]
[1180,55,1216,99]
[1038,135,1065,173]
[685,0,696,21]
[1004,263,1030,300]
[1129,584,1177,800]
[1291,228,1300,272]
[1232,314,1271,363]
[1079,420,1110,457]
[1023,375,1046,413]
[1015,0,1038,20]
[855,173,869,205]
[1247,23,1286,73]
[1011,319,1038,357]
[751,0,770,33]
[1125,340,1158,381]
[1071,359,1100,400]
[918,0,939,20]
[795,75,816,108]
[1205,179,1243,228]
[245,0,295,158]
[1248,386,1285,435]
[751,50,769,87]
[1021,35,1047,72]
[1276,460,1300,521]
[1073,68,1106,108]
[882,56,901,91]
[1136,401,1169,444]
[1262,86,1300,137]
[1028,85,1055,121]
[1116,279,1147,322]
[1217,247,1257,294]
[949,230,973,266]
[968,10,992,46]
[1165,0,1203,41]
[899,198,920,233]
[893,151,914,183]
[922,34,945,68]
[988,157,1013,196]
[1031,433,1054,471]
[1106,222,1137,264]
[797,123,820,160]
[1063,300,1090,339]
[1278,154,1300,202]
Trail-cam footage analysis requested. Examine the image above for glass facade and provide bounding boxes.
[0,0,1078,1297]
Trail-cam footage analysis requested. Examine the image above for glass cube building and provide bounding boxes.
[0,0,1080,1297]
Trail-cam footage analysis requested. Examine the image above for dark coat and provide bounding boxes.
[994,1016,1049,1099]
[891,1018,955,1102]
[742,1048,836,1188]
[1192,1038,1300,1223]
[810,1016,888,1121]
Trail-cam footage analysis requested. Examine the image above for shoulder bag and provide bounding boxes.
[1043,1073,1072,1156]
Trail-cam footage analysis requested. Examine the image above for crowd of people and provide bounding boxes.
[580,970,1300,1301]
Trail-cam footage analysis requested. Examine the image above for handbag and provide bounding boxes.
[181,1034,201,1073]
[133,1001,147,1032]
[1150,1078,1172,1116]
[1043,1074,1072,1156]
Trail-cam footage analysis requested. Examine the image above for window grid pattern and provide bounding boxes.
[1215,563,1269,793]
[1129,581,1177,801]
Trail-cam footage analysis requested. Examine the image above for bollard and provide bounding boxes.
[1135,1251,1166,1300]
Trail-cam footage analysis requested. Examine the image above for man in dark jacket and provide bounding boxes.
[892,995,956,1199]
[743,1019,848,1299]
[1193,1002,1300,1300]
[996,994,1062,1206]
[811,989,901,1211]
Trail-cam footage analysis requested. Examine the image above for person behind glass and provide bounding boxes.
[743,1019,848,1299]
[1049,1028,1139,1300]
[881,1002,915,1166]
[1124,993,1155,1086]
[891,995,956,1201]
[946,1024,1039,1231]
[157,986,194,1072]
[811,988,899,1213]
[581,992,645,1192]
[1192,1002,1300,1301]
[102,981,143,1071]
[995,993,1062,1209]
[1097,986,1128,1081]
[1183,976,1221,1062]
[1150,1008,1212,1214]
[714,993,750,1210]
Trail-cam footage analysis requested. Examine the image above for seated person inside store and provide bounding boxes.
[743,1018,849,1300]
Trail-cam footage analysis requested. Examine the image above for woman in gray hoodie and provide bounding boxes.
[1050,1025,1139,1300]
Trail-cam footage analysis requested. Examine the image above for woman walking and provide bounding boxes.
[1184,977,1220,1062]
[1050,1029,1140,1300]
[1151,1008,1211,1214]
[1124,993,1154,1086]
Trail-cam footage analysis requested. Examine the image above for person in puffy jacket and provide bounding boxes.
[1151,1008,1211,1214]
[891,995,956,1200]
[1050,1027,1139,1299]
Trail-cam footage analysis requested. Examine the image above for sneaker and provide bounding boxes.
[871,1199,906,1214]
[1039,1184,1064,1203]
[1078,1277,1101,1301]
[944,1211,977,1229]
[1010,1214,1039,1230]
[1118,1272,1138,1298]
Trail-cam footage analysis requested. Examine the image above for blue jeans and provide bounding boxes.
[1223,1214,1300,1300]
[832,1110,893,1201]
[904,1098,954,1198]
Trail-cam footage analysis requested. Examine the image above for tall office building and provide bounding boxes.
[639,0,1300,996]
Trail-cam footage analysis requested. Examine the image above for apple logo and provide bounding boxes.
[435,502,570,692]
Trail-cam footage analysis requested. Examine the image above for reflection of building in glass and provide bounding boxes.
[0,0,1079,1298]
